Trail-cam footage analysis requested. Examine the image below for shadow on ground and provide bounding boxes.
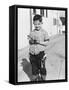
[21,58,33,81]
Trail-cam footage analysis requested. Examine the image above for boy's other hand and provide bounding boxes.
[34,40,40,44]
[27,35,30,40]
[29,39,34,44]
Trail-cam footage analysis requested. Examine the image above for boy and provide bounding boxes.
[28,14,49,81]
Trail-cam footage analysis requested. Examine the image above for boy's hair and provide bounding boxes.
[33,14,42,22]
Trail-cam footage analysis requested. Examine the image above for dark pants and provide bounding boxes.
[29,51,46,76]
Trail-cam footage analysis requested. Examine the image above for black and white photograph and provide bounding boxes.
[9,5,67,85]
[0,0,69,89]
[17,6,67,83]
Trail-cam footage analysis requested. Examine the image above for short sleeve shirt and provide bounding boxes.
[29,29,49,55]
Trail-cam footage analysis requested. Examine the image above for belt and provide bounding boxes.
[29,51,44,56]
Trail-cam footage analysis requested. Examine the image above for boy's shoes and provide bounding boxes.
[33,75,46,81]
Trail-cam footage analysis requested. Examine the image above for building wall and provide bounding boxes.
[18,8,30,49]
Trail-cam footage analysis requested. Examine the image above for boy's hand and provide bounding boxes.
[34,40,40,44]
[27,35,31,40]
[29,39,34,44]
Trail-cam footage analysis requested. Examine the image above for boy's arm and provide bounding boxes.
[27,32,33,40]
[39,31,50,46]
[27,31,36,45]
[27,35,34,44]
[39,40,49,46]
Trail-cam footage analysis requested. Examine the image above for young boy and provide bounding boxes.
[28,14,49,81]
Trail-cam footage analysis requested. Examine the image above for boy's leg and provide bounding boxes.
[31,62,39,81]
[40,68,47,80]
[38,51,47,80]
[29,53,39,81]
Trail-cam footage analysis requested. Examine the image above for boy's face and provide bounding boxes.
[33,20,42,31]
